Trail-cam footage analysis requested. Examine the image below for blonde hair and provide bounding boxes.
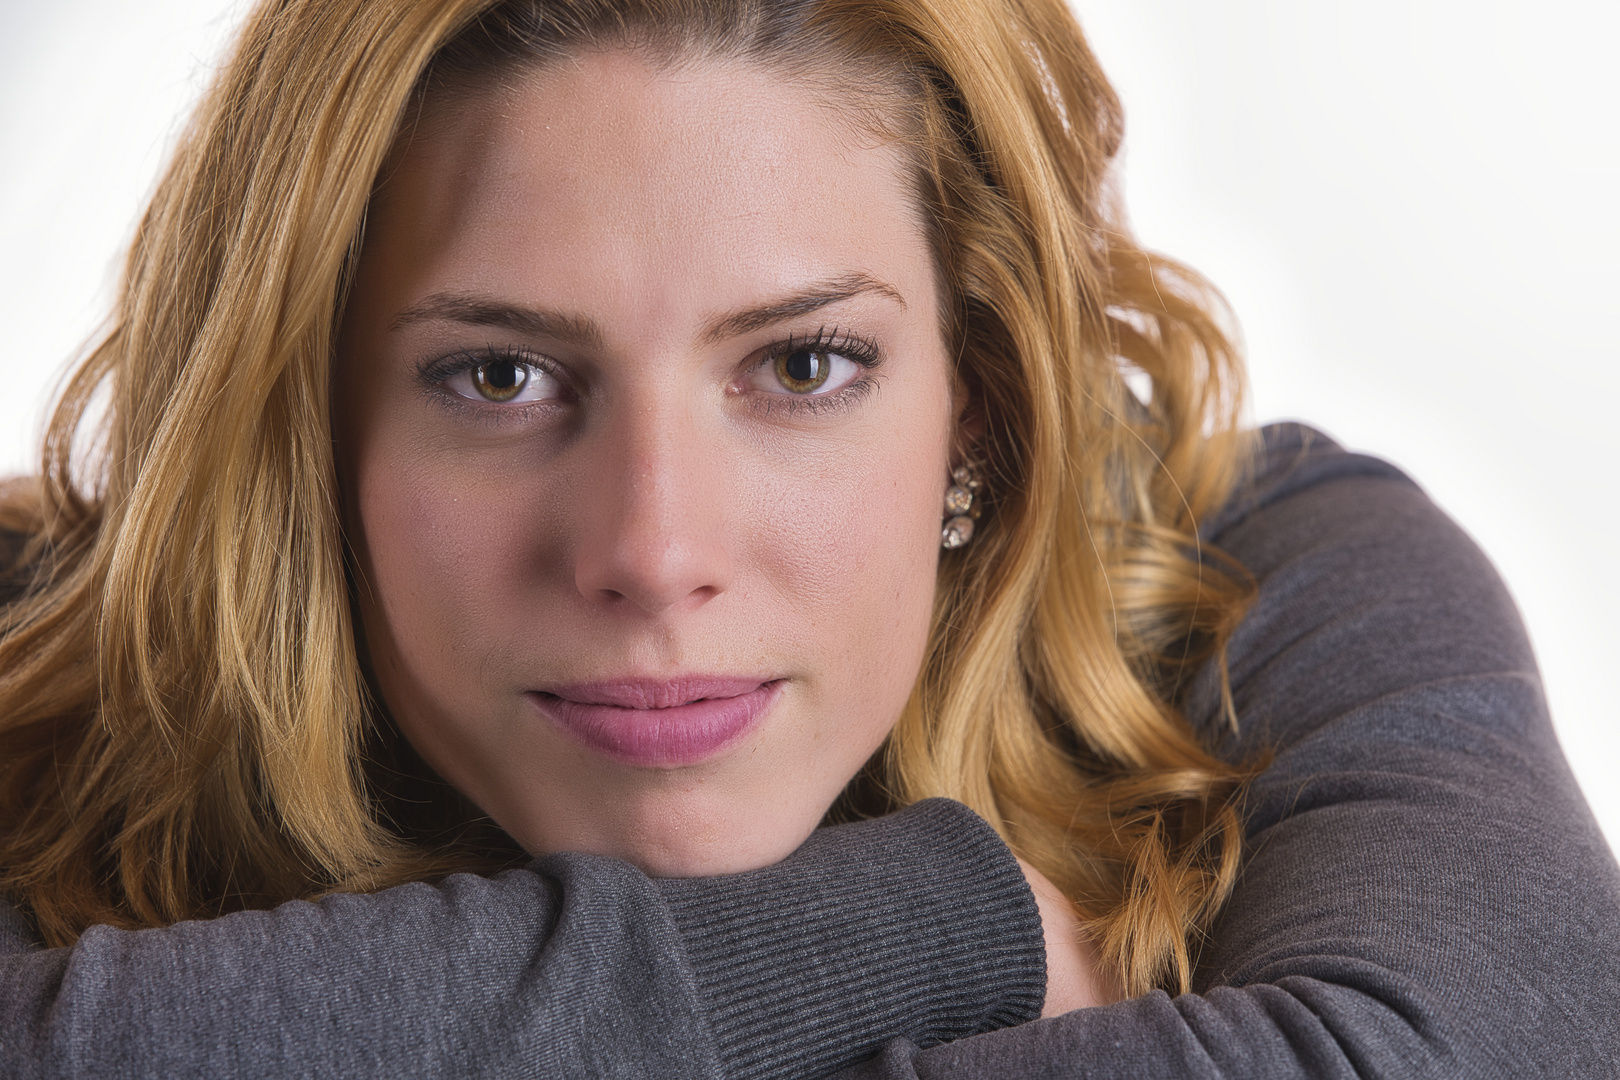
[0,0,1255,996]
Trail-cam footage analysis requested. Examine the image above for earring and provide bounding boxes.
[941,463,983,549]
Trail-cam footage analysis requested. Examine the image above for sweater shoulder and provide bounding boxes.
[1189,422,1538,752]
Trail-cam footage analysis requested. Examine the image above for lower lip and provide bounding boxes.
[529,681,782,768]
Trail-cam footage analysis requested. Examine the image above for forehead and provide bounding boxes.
[365,49,933,322]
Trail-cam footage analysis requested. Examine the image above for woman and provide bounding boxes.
[1,0,1615,1076]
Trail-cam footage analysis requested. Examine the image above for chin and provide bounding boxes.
[541,778,832,879]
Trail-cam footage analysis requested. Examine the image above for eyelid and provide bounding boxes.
[416,344,564,387]
[740,326,884,416]
[758,327,883,369]
[414,333,881,417]
[412,345,572,420]
[746,328,884,396]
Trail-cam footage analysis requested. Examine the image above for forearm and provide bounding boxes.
[663,799,1045,1078]
[839,700,1620,1078]
[0,799,1044,1080]
[836,431,1620,1079]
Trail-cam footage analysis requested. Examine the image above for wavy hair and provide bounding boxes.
[0,0,1256,996]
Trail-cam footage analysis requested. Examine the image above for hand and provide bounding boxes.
[1016,857,1122,1016]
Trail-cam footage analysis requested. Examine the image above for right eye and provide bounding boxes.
[443,358,562,404]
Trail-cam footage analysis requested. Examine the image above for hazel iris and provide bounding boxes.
[473,361,527,402]
[775,348,832,394]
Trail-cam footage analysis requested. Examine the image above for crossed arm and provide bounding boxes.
[4,428,1617,1079]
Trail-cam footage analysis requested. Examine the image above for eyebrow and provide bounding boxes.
[388,272,906,347]
[390,295,604,346]
[698,272,907,345]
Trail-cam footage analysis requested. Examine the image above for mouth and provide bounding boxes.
[528,676,784,768]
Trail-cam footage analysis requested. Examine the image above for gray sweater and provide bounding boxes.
[836,424,1620,1078]
[2,424,1617,1077]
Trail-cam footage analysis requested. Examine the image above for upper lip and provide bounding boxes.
[536,676,775,710]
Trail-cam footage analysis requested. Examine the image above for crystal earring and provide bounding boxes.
[941,463,983,549]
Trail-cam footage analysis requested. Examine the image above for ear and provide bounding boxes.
[949,367,985,465]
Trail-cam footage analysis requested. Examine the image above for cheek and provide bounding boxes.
[743,418,949,738]
[835,472,942,725]
[347,441,554,704]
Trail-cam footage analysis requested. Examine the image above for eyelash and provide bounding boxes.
[748,326,884,418]
[415,327,885,418]
[416,345,567,418]
[417,345,558,390]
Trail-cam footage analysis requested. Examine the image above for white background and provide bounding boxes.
[2,1,1615,851]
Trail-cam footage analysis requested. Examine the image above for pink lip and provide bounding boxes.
[529,677,782,768]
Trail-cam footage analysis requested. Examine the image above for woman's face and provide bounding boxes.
[335,49,959,876]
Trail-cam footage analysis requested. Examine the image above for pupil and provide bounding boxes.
[785,350,819,383]
[485,362,518,389]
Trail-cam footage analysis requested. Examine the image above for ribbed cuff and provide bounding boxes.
[657,798,1046,1080]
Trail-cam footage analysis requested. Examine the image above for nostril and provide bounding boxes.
[567,435,734,616]
[574,538,731,616]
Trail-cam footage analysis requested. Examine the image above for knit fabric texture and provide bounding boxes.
[0,799,1041,1078]
[3,424,1617,1076]
[834,424,1620,1078]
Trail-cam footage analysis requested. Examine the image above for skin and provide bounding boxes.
[335,47,1109,1011]
[337,49,954,876]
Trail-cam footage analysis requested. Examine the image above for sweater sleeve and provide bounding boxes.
[0,798,1044,1080]
[836,425,1620,1079]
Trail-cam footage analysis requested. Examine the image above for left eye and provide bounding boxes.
[753,347,862,396]
[443,359,561,404]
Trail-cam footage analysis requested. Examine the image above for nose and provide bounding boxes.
[570,399,733,617]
